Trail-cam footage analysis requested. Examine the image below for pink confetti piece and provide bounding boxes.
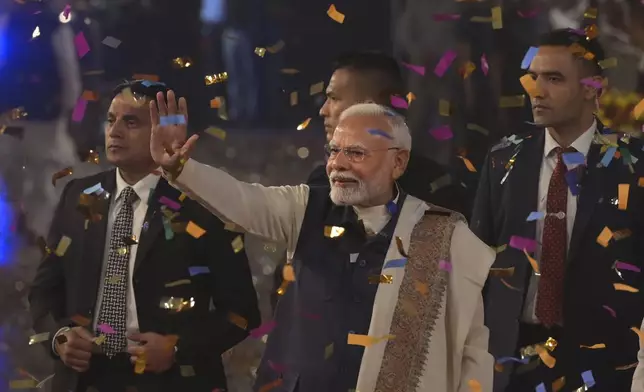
[63,4,71,18]
[615,261,641,273]
[390,95,408,109]
[159,196,181,211]
[438,260,452,272]
[517,9,539,18]
[481,54,489,76]
[250,320,277,338]
[509,235,537,253]
[434,50,457,77]
[602,305,617,318]
[97,323,115,334]
[429,125,453,141]
[581,78,602,89]
[268,360,287,373]
[403,62,426,76]
[432,13,461,21]
[71,98,87,123]
[74,32,90,59]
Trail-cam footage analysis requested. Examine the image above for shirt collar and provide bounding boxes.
[115,168,161,205]
[544,119,597,158]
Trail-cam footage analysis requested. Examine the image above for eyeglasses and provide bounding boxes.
[324,144,401,163]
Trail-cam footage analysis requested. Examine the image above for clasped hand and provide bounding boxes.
[127,332,177,373]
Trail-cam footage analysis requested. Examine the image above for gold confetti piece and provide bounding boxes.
[553,376,566,392]
[458,156,477,172]
[616,362,638,370]
[347,333,395,347]
[536,345,556,368]
[266,40,285,54]
[634,99,644,120]
[205,126,227,141]
[276,280,290,296]
[470,16,492,23]
[297,118,311,130]
[615,283,639,293]
[491,6,503,29]
[227,312,249,330]
[28,332,50,345]
[254,47,266,57]
[597,226,613,247]
[116,246,129,256]
[584,7,597,19]
[467,123,490,136]
[327,4,345,23]
[204,72,228,85]
[585,24,598,40]
[460,61,476,79]
[395,236,409,258]
[468,379,482,392]
[580,343,606,349]
[107,275,123,284]
[93,334,106,346]
[280,68,300,74]
[9,380,38,389]
[134,353,146,374]
[439,99,450,116]
[178,193,187,202]
[324,226,345,238]
[495,244,507,253]
[282,264,295,281]
[81,90,98,101]
[501,278,521,291]
[324,342,334,359]
[186,221,206,239]
[309,82,324,96]
[223,221,245,233]
[499,95,526,108]
[368,274,393,284]
[618,184,629,210]
[613,228,632,241]
[414,280,429,296]
[165,279,191,288]
[52,167,73,186]
[406,92,416,104]
[520,74,537,97]
[598,57,618,69]
[171,57,193,68]
[83,150,100,164]
[71,314,91,327]
[36,237,51,257]
[180,365,196,377]
[210,97,223,109]
[290,91,298,106]
[159,296,195,312]
[489,267,515,277]
[123,235,138,246]
[523,249,539,274]
[544,337,558,351]
[54,236,72,257]
[231,235,244,253]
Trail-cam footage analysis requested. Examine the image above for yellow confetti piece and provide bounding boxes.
[28,332,50,345]
[597,226,613,247]
[580,343,606,349]
[552,376,566,392]
[324,226,345,238]
[347,333,395,347]
[598,57,618,70]
[205,126,226,141]
[81,90,98,101]
[406,92,416,104]
[164,279,191,288]
[309,82,324,95]
[93,334,106,346]
[327,4,345,23]
[71,314,91,327]
[180,365,196,377]
[178,193,187,202]
[460,61,476,79]
[458,156,477,172]
[276,279,290,296]
[134,354,146,374]
[536,344,556,368]
[468,379,482,392]
[634,99,644,120]
[499,95,526,108]
[227,312,249,330]
[171,57,193,68]
[615,283,639,293]
[618,184,629,210]
[231,235,244,253]
[489,267,515,277]
[186,221,206,239]
[491,6,503,29]
[584,7,598,18]
[523,249,539,274]
[495,244,507,253]
[223,221,245,233]
[290,91,298,106]
[414,280,429,296]
[204,72,228,85]
[324,343,334,359]
[544,337,558,351]
[9,380,38,389]
[282,264,295,282]
[266,40,285,54]
[470,16,492,23]
[368,274,393,284]
[254,47,266,57]
[54,236,72,257]
[297,118,311,130]
[439,99,450,116]
[520,74,537,97]
[52,167,73,186]
[107,275,123,284]
[467,123,490,136]
[159,296,195,312]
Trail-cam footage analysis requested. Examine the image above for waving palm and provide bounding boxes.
[149,90,199,171]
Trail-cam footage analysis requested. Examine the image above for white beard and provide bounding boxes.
[329,172,388,206]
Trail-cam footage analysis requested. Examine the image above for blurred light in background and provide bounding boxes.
[0,178,17,267]
[58,11,71,24]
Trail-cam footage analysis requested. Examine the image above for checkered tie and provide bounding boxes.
[97,186,138,355]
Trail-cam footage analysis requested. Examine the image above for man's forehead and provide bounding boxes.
[333,116,392,144]
[108,94,149,116]
[530,46,576,71]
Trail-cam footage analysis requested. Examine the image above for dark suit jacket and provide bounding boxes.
[471,126,644,391]
[29,170,261,392]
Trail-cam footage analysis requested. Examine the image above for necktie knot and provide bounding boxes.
[120,187,138,205]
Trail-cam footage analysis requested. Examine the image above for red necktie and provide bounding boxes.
[536,146,574,327]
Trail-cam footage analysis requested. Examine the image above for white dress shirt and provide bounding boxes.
[522,121,597,323]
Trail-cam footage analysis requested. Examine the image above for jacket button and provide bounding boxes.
[359,260,367,267]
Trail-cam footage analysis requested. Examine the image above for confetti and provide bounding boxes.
[188,266,210,276]
[227,312,248,330]
[204,72,228,85]
[250,320,277,338]
[324,343,334,359]
[134,353,146,374]
[28,332,50,345]
[563,152,585,166]
[9,380,38,389]
[71,314,91,327]
[527,211,545,221]
[54,236,72,257]
[101,36,121,48]
[499,95,526,108]
[580,343,606,349]
[596,226,613,247]
[470,16,492,23]
[367,274,393,284]
[581,78,602,89]
[598,58,618,69]
[164,279,190,288]
[429,125,453,141]
[63,4,71,18]
[52,167,73,186]
[185,221,206,239]
[403,63,425,76]
[231,235,244,253]
[297,118,311,130]
[480,54,489,76]
[280,68,300,74]
[634,99,644,120]
[326,4,345,23]
[521,47,539,69]
[414,280,429,295]
[368,129,394,140]
[584,8,598,18]
[395,236,409,258]
[520,74,537,97]
[438,100,450,116]
[438,260,452,272]
[491,6,503,29]
[509,235,537,253]
[347,333,395,347]
[72,98,88,123]
[259,379,283,392]
[309,82,324,96]
[552,376,566,392]
[460,61,476,78]
[536,383,546,392]
[468,379,482,392]
[581,370,596,388]
[489,267,515,277]
[159,115,186,126]
[266,40,285,53]
[615,261,641,273]
[107,275,123,284]
[614,283,638,293]
[602,305,617,317]
[523,249,539,274]
[433,13,461,21]
[159,297,195,312]
[180,366,195,377]
[434,50,457,77]
[406,92,416,104]
[289,92,298,106]
[324,226,345,238]
[467,123,490,136]
[210,97,223,109]
[495,244,507,253]
[205,126,226,141]
[74,32,90,58]
[518,9,539,18]
[254,47,266,57]
[458,156,477,172]
[618,184,629,210]
[430,173,453,193]
[95,323,115,334]
[282,264,295,281]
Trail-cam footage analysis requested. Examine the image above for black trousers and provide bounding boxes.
[76,353,165,392]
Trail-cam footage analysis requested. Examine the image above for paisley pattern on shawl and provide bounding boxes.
[374,209,464,392]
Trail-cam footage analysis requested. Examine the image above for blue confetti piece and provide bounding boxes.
[83,182,103,195]
[526,211,545,221]
[535,383,546,392]
[562,151,585,166]
[521,47,539,70]
[386,200,398,215]
[565,169,582,196]
[367,129,394,140]
[159,115,186,126]
[581,370,595,388]
[383,258,407,269]
[600,146,617,167]
[189,266,210,276]
[141,80,166,87]
[163,219,174,240]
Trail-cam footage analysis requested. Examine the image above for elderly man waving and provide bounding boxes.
[150,91,494,392]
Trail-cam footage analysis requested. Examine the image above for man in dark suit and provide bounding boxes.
[29,80,261,392]
[472,29,644,391]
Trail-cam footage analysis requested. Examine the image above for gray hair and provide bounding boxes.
[338,103,412,151]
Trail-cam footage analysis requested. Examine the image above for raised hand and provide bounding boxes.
[149,90,199,173]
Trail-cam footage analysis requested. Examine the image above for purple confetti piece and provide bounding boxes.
[367,129,394,140]
[481,54,489,76]
[383,258,407,269]
[250,320,277,338]
[526,211,545,221]
[521,47,539,70]
[602,305,617,317]
[536,383,546,392]
[429,125,453,141]
[403,62,426,76]
[74,31,90,59]
[63,4,71,18]
[615,261,641,273]
[434,50,457,77]
[581,78,603,89]
[189,266,210,276]
[581,370,596,388]
[509,235,537,253]
[97,323,115,334]
[159,196,181,211]
[432,13,461,21]
[71,98,87,123]
[438,260,452,272]
[390,96,408,109]
[565,168,582,196]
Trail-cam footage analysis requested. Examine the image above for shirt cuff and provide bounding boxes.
[51,326,71,356]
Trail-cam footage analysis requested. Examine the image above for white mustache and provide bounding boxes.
[329,172,359,182]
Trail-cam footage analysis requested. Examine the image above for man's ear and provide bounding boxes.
[393,149,410,180]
